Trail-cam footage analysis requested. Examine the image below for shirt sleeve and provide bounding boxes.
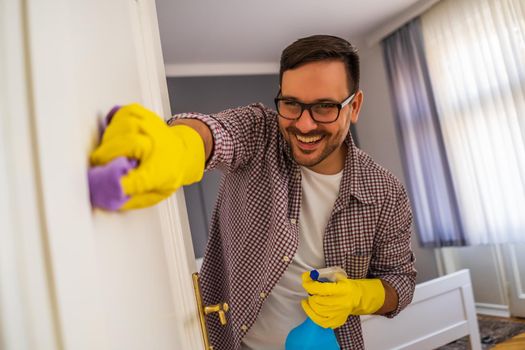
[370,183,417,318]
[168,103,272,173]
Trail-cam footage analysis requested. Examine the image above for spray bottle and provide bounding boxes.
[285,266,348,350]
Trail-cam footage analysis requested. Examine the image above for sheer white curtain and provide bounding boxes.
[383,20,466,247]
[421,0,525,244]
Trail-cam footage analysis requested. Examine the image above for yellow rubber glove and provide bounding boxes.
[90,103,205,210]
[301,272,386,329]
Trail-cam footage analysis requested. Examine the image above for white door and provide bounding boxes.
[502,243,525,317]
[1,0,205,349]
[439,244,525,318]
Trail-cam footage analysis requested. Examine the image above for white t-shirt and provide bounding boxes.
[241,166,343,350]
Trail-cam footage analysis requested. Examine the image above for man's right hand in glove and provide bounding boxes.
[90,103,207,210]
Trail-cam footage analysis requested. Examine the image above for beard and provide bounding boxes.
[284,126,344,168]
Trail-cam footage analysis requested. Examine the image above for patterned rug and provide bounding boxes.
[437,317,525,349]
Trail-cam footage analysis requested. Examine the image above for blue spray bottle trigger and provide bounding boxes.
[309,270,320,281]
[285,267,347,350]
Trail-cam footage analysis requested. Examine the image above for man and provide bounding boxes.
[91,35,416,349]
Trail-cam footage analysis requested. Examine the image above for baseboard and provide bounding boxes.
[476,303,511,317]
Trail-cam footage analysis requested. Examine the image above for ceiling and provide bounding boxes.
[156,0,432,69]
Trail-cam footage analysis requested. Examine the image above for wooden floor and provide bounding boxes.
[493,332,525,349]
[483,315,525,350]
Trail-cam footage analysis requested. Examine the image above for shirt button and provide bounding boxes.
[259,292,267,299]
[241,324,248,332]
[290,218,297,225]
[282,255,290,263]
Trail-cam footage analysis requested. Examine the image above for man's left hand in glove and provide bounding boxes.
[301,272,388,329]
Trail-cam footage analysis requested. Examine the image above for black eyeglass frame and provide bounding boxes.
[274,92,356,124]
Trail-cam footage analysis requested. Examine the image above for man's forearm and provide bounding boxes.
[170,118,214,162]
[374,279,399,315]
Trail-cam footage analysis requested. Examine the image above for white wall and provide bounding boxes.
[356,43,440,284]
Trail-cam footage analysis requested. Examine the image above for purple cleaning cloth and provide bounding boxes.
[89,105,137,211]
[88,156,138,211]
[105,105,120,125]
[97,105,121,139]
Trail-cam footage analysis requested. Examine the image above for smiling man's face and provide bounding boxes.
[278,59,362,175]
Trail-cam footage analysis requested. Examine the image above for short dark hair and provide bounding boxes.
[279,35,360,94]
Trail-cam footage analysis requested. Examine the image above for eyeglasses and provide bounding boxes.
[274,92,355,124]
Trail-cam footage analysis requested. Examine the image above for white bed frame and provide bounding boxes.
[361,269,482,350]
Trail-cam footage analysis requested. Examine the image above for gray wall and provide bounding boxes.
[167,75,279,257]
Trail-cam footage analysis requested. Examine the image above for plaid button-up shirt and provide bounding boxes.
[174,103,416,350]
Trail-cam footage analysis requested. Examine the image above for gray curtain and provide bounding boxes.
[382,19,465,247]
